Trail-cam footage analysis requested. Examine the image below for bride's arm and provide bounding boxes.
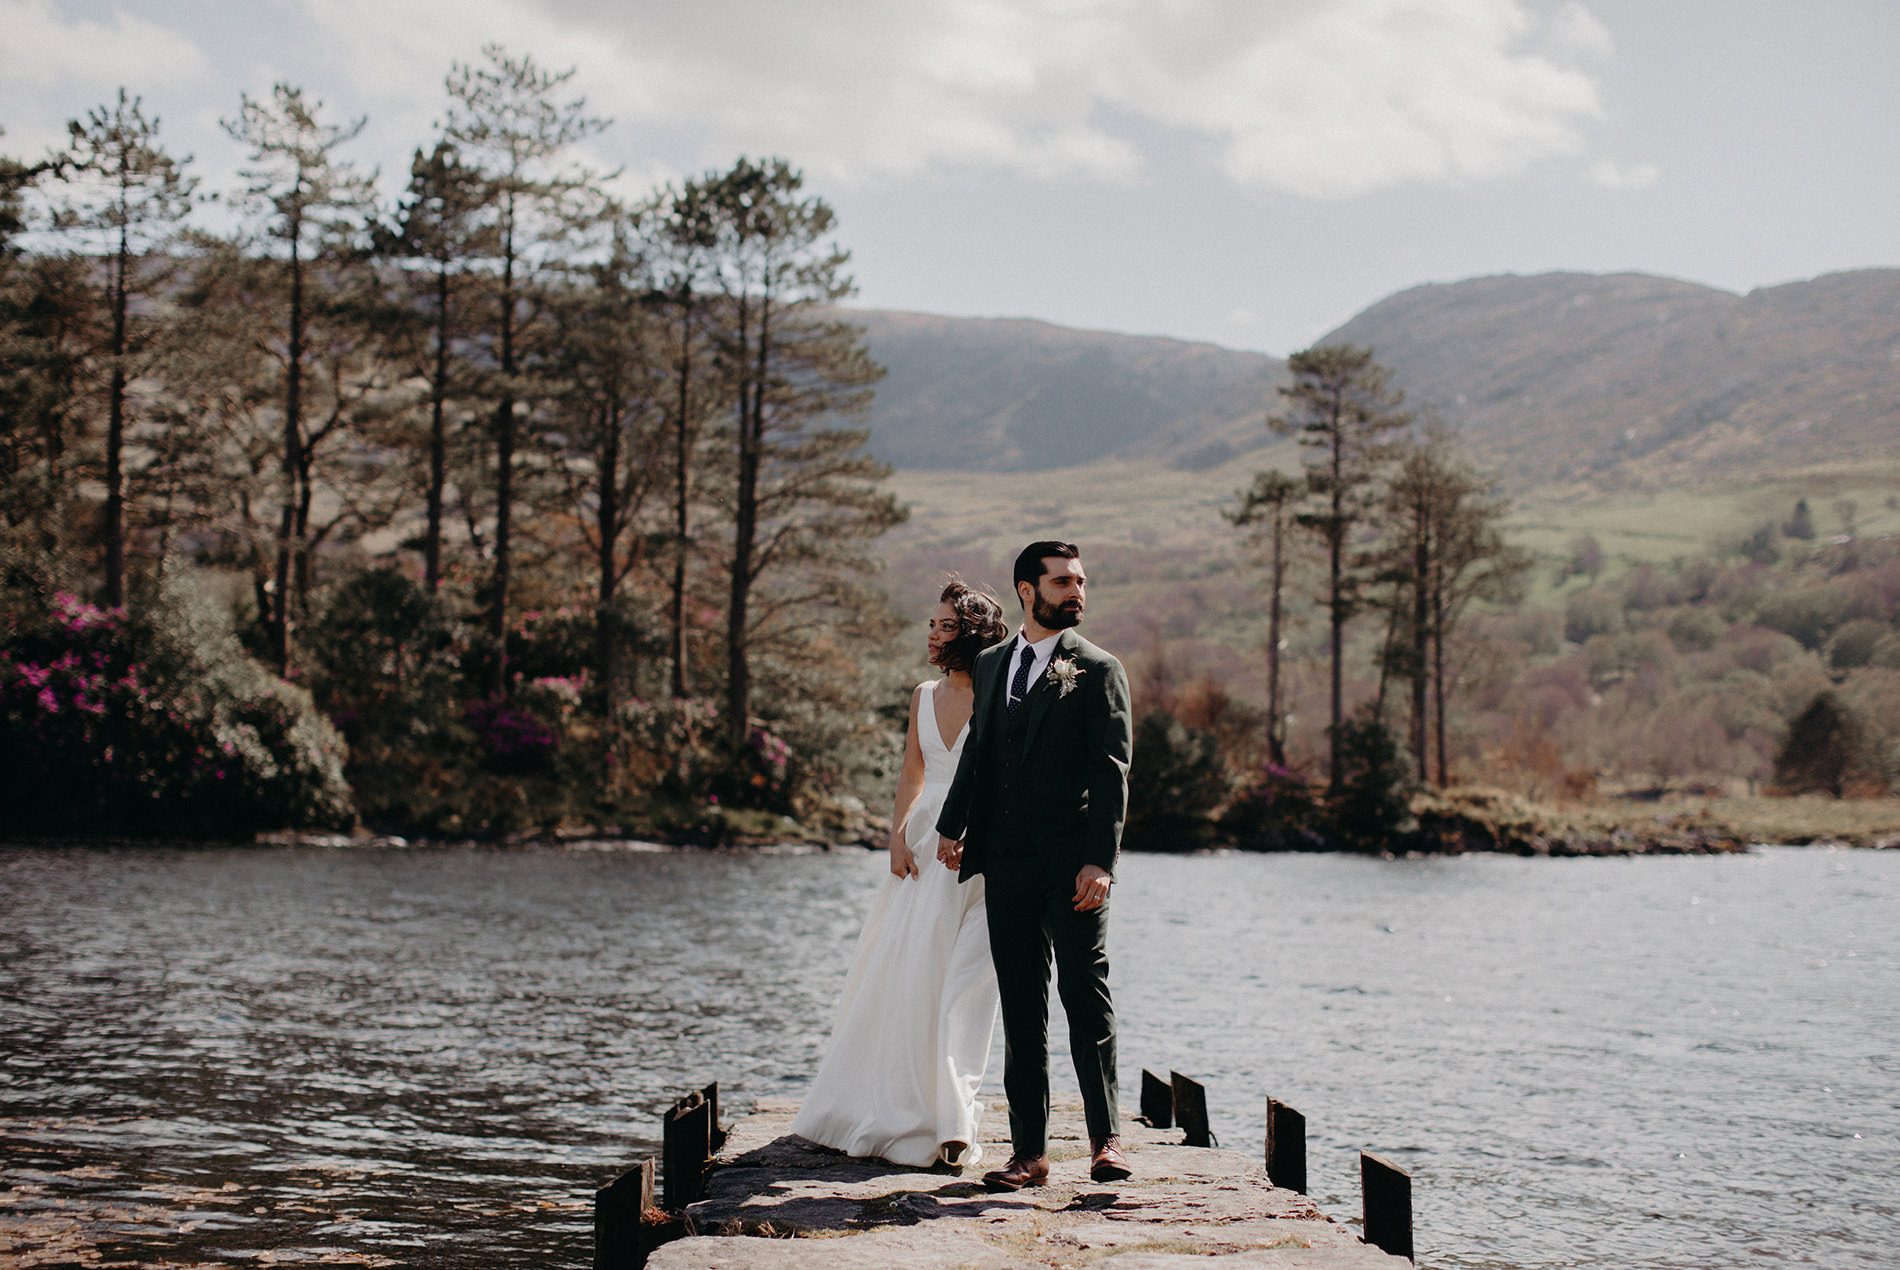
[887,686,928,878]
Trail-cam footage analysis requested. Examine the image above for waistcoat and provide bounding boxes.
[982,692,1036,855]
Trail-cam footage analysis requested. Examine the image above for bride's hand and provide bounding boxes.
[888,834,919,879]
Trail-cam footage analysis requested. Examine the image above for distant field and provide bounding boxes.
[1505,461,1900,604]
[885,447,1900,608]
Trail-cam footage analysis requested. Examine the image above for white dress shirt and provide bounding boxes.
[1005,629,1062,712]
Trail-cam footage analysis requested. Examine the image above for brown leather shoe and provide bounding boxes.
[1090,1134,1132,1182]
[982,1153,1050,1191]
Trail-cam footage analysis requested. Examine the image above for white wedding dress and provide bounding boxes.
[792,679,999,1168]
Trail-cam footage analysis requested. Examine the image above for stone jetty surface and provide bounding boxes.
[645,1097,1413,1268]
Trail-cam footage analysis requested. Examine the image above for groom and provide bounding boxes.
[936,540,1135,1190]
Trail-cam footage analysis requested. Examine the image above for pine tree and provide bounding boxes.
[378,140,493,591]
[0,133,87,569]
[1229,468,1300,765]
[1774,691,1871,798]
[51,90,198,606]
[1273,344,1409,788]
[443,45,608,694]
[545,215,668,707]
[695,158,899,756]
[643,177,726,701]
[222,84,375,673]
[1380,436,1527,783]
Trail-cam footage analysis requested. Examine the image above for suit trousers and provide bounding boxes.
[983,851,1120,1157]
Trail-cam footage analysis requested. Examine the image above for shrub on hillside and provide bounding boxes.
[1754,587,1849,651]
[1124,707,1232,851]
[1563,587,1623,644]
[0,581,352,837]
[1219,761,1324,851]
[1826,618,1891,672]
[1326,711,1415,848]
[1772,691,1883,798]
[303,569,483,832]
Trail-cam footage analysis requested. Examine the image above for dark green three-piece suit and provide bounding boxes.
[935,628,1135,1157]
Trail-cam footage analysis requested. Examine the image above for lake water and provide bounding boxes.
[2,843,1895,1268]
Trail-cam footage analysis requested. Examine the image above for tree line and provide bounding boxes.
[0,48,904,835]
[1229,346,1527,787]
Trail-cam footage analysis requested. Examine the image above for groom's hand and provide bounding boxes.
[937,835,964,869]
[1073,865,1111,912]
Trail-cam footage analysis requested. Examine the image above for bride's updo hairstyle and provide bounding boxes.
[934,580,1007,673]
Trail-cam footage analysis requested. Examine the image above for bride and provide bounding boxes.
[792,580,1008,1168]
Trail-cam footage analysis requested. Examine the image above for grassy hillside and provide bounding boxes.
[850,308,1282,473]
[856,269,1900,495]
[1325,269,1900,489]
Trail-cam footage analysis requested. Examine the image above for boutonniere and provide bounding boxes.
[1046,657,1084,698]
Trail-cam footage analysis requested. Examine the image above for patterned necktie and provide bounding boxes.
[1007,644,1035,717]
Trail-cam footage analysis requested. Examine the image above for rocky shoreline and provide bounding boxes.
[235,786,1900,855]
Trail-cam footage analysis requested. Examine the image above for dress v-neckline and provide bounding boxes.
[928,679,970,753]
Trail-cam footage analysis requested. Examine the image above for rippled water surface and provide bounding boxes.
[3,843,1896,1267]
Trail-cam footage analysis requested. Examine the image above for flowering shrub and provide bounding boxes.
[614,697,799,812]
[466,695,561,772]
[0,583,352,836]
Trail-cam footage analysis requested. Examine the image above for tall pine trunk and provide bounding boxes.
[1266,508,1285,766]
[424,260,449,590]
[725,293,766,751]
[1325,404,1346,790]
[595,399,621,707]
[1411,506,1430,779]
[103,213,129,607]
[1432,575,1450,786]
[489,210,516,696]
[667,303,694,699]
[271,219,305,676]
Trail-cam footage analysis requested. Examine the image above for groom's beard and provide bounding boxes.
[1033,592,1082,630]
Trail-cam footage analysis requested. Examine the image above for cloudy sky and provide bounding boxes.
[4,0,1895,354]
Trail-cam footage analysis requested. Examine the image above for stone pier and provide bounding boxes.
[641,1097,1415,1268]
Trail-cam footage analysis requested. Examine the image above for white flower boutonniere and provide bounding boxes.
[1047,657,1084,699]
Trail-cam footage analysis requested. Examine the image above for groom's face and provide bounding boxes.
[1021,557,1086,630]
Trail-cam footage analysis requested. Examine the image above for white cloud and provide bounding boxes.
[0,0,207,154]
[1588,158,1660,189]
[1545,1,1615,60]
[499,0,1619,198]
[0,0,206,92]
[4,0,1630,203]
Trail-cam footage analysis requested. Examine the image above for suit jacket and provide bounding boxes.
[935,627,1134,882]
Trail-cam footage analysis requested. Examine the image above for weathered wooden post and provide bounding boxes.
[1140,1068,1173,1129]
[594,1158,654,1270]
[1264,1096,1307,1193]
[702,1080,727,1155]
[1360,1151,1414,1261]
[662,1085,716,1211]
[1170,1071,1214,1148]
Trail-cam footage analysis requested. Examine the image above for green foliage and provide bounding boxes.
[1754,587,1849,651]
[1218,761,1324,851]
[0,575,351,837]
[1825,618,1889,673]
[1563,587,1623,643]
[1783,498,1815,541]
[1738,522,1781,565]
[1123,708,1232,851]
[1325,710,1414,847]
[1666,606,1725,651]
[302,568,472,830]
[1773,691,1879,798]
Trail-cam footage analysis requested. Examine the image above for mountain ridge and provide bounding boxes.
[849,267,1900,491]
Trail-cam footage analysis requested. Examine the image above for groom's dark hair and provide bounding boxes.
[1013,541,1080,598]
